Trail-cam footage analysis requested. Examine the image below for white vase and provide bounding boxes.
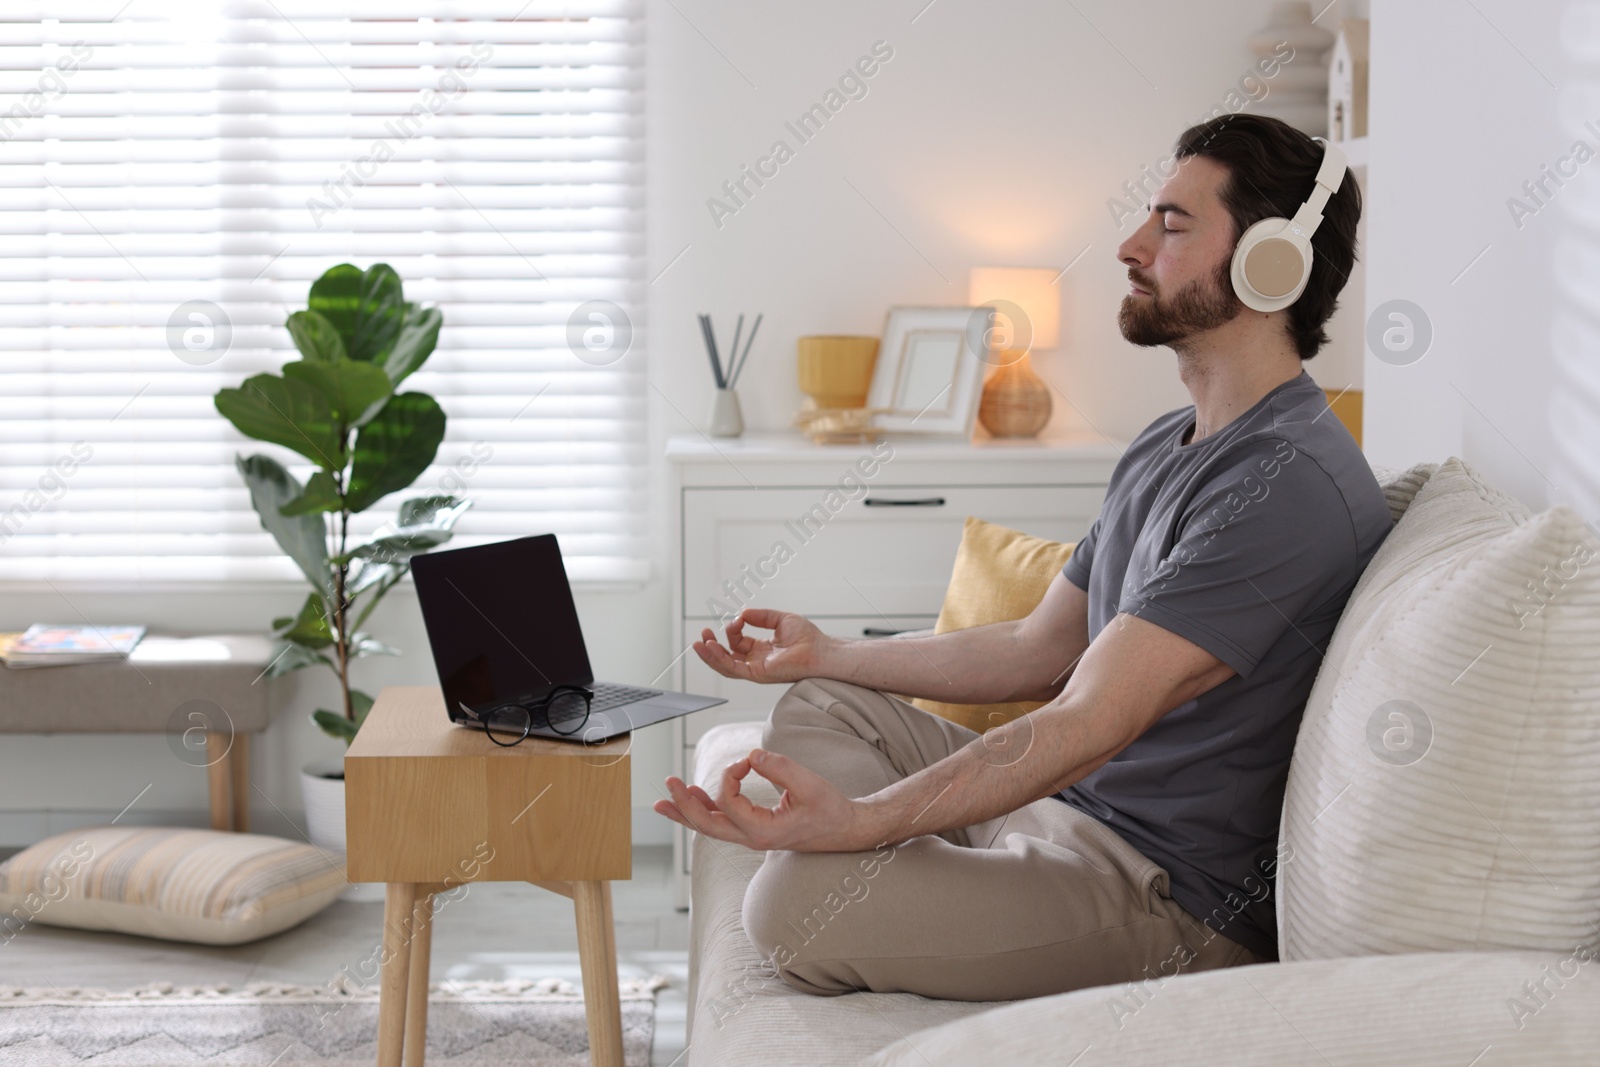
[300,758,347,852]
[1248,1,1336,55]
[708,387,744,437]
[1248,0,1335,136]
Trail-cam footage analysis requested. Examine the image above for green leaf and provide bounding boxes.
[397,494,472,530]
[273,592,334,649]
[234,455,333,598]
[347,557,404,596]
[312,709,359,743]
[349,631,401,658]
[279,470,342,516]
[215,374,343,469]
[348,560,408,631]
[307,263,405,365]
[345,550,409,633]
[382,304,442,386]
[342,529,450,566]
[285,310,348,363]
[312,691,374,746]
[266,642,335,680]
[345,393,447,512]
[282,358,392,429]
[340,498,470,565]
[334,497,471,633]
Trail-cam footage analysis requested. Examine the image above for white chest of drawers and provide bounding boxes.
[664,430,1122,903]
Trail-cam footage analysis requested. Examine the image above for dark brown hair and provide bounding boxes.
[1174,113,1361,360]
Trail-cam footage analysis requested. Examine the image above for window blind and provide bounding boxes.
[0,0,647,584]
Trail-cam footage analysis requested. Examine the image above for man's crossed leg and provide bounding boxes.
[740,678,1262,1001]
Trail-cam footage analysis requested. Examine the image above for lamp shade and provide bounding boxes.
[968,266,1060,351]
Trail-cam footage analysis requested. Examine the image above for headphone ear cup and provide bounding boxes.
[1231,218,1312,312]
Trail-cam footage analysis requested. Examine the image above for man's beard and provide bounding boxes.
[1118,258,1242,348]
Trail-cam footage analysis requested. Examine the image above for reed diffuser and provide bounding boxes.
[699,311,761,438]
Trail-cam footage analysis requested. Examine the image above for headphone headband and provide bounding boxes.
[1289,137,1348,236]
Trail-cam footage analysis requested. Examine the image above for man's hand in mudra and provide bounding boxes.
[692,608,829,685]
[653,747,880,853]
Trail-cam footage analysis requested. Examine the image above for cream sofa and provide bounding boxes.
[682,459,1600,1066]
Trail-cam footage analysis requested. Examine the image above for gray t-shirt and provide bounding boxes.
[1058,371,1391,959]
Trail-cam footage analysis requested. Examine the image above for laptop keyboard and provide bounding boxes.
[587,682,663,715]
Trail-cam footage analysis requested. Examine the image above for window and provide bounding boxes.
[0,0,646,584]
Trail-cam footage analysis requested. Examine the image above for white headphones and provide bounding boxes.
[1229,136,1347,313]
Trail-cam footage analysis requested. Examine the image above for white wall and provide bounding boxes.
[645,0,1365,450]
[2,0,1361,845]
[1365,0,1600,522]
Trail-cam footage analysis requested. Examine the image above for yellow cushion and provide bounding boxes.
[911,516,1075,734]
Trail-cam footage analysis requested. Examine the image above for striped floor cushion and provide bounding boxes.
[0,826,347,945]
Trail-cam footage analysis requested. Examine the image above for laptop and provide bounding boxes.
[411,534,725,742]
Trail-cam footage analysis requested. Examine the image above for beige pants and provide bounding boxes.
[741,678,1265,1001]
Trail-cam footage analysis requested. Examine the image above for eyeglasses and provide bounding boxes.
[463,684,593,746]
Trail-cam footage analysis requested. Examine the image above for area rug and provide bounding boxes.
[0,976,669,1066]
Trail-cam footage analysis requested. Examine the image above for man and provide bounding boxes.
[655,114,1393,1002]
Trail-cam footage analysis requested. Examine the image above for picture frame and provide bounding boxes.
[865,306,993,437]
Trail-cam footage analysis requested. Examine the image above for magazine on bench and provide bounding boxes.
[0,624,146,668]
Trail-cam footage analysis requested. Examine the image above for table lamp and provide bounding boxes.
[969,266,1057,437]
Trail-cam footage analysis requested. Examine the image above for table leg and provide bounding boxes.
[377,882,418,1067]
[205,731,231,831]
[572,880,623,1067]
[403,889,435,1067]
[228,734,251,832]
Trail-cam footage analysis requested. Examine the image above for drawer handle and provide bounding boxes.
[862,626,909,637]
[863,496,946,508]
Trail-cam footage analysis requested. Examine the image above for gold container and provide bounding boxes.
[797,335,879,409]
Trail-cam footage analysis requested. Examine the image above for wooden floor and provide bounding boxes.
[0,844,690,1067]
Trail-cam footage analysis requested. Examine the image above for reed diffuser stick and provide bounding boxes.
[728,313,745,385]
[728,312,762,389]
[698,313,724,388]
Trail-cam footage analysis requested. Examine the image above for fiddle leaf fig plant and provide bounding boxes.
[216,263,467,745]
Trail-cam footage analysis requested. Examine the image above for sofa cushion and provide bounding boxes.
[0,826,347,945]
[863,950,1600,1066]
[1279,457,1600,958]
[910,516,1075,733]
[687,723,997,1067]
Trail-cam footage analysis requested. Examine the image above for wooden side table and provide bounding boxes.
[346,686,632,1067]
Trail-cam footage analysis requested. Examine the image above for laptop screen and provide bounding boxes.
[410,534,595,718]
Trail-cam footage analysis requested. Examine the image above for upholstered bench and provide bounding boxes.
[0,634,278,831]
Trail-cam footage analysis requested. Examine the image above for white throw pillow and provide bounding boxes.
[1279,458,1600,958]
[0,826,346,945]
[1369,461,1439,522]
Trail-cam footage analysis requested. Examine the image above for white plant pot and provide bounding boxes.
[300,758,385,902]
[300,758,347,852]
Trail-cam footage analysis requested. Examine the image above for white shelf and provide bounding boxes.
[664,429,1122,462]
